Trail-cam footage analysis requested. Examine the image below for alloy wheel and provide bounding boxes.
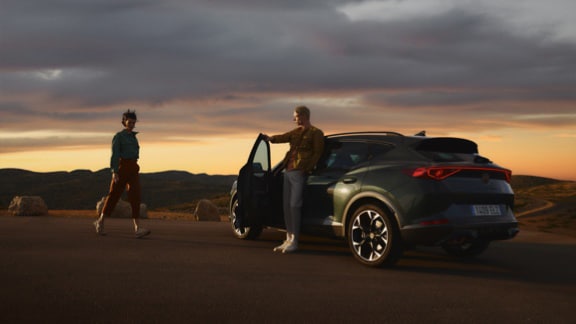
[230,198,262,239]
[350,209,389,263]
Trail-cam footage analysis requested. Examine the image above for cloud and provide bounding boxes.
[0,0,575,155]
[338,0,576,41]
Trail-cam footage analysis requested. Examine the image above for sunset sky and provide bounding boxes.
[1,0,575,180]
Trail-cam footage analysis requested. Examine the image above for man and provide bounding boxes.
[263,106,324,253]
[94,109,150,238]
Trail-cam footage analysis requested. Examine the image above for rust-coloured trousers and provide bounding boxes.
[102,159,141,218]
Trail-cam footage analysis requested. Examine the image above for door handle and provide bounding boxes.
[342,177,357,184]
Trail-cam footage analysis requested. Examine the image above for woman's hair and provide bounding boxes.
[122,109,137,125]
[294,105,310,119]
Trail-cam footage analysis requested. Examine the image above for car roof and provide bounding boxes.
[326,131,421,145]
[325,131,479,153]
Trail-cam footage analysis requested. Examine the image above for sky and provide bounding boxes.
[1,0,575,180]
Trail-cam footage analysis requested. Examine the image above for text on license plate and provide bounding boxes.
[473,205,502,216]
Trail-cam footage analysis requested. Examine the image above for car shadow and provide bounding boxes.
[151,223,576,285]
[394,243,576,285]
[273,233,576,285]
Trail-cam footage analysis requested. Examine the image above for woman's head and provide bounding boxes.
[122,109,137,126]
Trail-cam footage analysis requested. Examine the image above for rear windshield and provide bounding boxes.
[413,138,479,162]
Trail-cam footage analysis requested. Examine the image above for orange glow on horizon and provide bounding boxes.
[1,130,575,181]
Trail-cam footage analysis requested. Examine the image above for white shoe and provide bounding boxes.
[135,228,151,238]
[273,240,290,252]
[93,221,106,236]
[282,242,298,254]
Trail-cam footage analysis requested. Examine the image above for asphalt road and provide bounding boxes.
[1,216,575,324]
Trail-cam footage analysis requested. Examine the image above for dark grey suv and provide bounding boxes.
[229,131,519,267]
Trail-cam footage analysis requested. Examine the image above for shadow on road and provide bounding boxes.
[257,229,576,285]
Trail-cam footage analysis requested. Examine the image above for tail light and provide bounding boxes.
[409,166,512,183]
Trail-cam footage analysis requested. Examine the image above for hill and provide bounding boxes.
[512,175,576,237]
[0,168,237,210]
[510,175,566,190]
[2,170,575,236]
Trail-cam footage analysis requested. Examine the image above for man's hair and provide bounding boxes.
[294,105,310,119]
[122,109,137,125]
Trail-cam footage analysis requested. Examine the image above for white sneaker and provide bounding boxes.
[93,221,106,236]
[282,242,298,254]
[273,240,290,252]
[135,228,151,238]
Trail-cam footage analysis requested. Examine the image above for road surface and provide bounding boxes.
[1,216,575,323]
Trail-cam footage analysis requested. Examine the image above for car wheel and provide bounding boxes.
[441,240,490,258]
[347,204,402,267]
[230,197,262,240]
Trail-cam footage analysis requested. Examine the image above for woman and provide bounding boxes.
[94,109,150,238]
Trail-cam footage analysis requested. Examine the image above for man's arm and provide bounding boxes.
[267,129,296,144]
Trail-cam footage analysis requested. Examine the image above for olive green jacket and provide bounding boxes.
[270,126,324,173]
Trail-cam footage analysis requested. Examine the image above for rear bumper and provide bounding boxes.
[401,222,519,246]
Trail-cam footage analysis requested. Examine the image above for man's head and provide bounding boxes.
[293,105,311,126]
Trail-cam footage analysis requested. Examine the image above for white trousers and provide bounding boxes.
[283,170,305,242]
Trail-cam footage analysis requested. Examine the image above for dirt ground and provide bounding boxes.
[0,209,229,222]
[2,207,574,239]
[517,213,576,238]
[514,182,576,238]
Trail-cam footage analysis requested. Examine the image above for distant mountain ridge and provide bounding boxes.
[0,168,237,210]
[1,169,572,211]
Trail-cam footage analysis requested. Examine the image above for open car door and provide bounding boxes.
[235,133,272,228]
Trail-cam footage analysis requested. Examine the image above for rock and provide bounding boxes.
[8,196,48,216]
[96,197,148,218]
[194,199,220,221]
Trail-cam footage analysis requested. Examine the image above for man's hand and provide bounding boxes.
[112,172,119,183]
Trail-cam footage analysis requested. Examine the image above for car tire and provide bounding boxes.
[347,204,402,267]
[441,240,490,258]
[230,196,262,240]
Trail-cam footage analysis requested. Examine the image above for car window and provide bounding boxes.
[253,140,269,173]
[369,143,395,161]
[414,138,478,153]
[418,151,467,162]
[413,138,479,162]
[321,141,371,171]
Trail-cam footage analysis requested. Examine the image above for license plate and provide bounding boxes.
[473,205,501,216]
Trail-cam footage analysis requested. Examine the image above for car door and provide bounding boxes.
[303,169,345,227]
[302,140,371,228]
[302,140,360,225]
[236,134,272,227]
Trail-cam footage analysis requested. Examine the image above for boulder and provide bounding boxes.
[96,197,148,218]
[8,196,48,216]
[194,199,221,221]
